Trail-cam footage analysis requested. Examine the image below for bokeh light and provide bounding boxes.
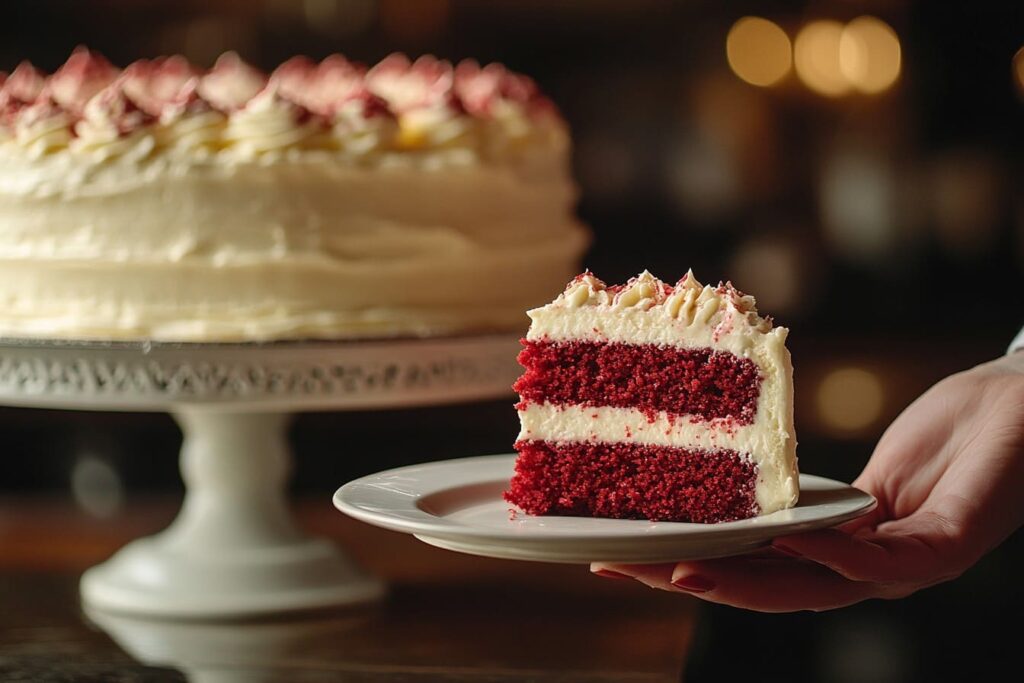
[794,20,850,97]
[728,237,803,314]
[820,144,900,261]
[71,453,124,519]
[726,17,792,87]
[1013,45,1024,96]
[817,367,885,433]
[839,17,901,94]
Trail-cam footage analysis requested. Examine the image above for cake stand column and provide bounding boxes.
[80,408,384,618]
[167,410,301,549]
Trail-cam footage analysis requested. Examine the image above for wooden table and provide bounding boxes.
[0,498,695,681]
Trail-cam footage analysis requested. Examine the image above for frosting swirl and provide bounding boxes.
[158,109,225,153]
[72,84,155,160]
[223,84,315,155]
[331,95,397,155]
[14,99,72,156]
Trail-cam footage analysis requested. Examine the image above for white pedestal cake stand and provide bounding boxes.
[0,335,520,619]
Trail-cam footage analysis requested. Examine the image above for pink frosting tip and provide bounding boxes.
[0,62,47,108]
[197,52,267,112]
[365,53,457,113]
[454,60,545,116]
[272,54,373,118]
[270,55,316,103]
[47,46,119,114]
[122,55,203,117]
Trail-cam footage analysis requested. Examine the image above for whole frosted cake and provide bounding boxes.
[506,271,798,523]
[0,49,587,341]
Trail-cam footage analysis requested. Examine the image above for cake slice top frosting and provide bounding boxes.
[526,271,787,358]
[0,47,565,163]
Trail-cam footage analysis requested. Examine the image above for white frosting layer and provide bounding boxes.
[0,148,586,341]
[520,271,798,516]
[519,404,757,456]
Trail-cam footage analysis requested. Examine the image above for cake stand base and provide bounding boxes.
[81,536,384,619]
[81,410,383,618]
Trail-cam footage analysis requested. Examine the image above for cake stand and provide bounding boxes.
[0,334,520,618]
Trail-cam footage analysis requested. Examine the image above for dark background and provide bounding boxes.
[1,1,1022,681]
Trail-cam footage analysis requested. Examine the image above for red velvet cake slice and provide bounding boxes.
[505,270,798,523]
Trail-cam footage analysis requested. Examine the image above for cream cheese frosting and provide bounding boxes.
[521,271,798,515]
[0,48,587,341]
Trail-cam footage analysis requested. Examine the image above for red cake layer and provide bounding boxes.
[515,340,762,424]
[505,440,759,523]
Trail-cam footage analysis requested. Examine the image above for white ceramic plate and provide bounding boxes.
[334,454,876,564]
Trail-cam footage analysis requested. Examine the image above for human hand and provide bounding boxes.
[591,352,1024,612]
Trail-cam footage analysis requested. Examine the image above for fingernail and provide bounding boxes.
[773,543,802,558]
[670,574,715,593]
[592,568,633,580]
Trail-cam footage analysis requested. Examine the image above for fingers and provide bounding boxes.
[592,563,677,591]
[590,549,784,590]
[590,504,968,612]
[774,513,962,585]
[771,529,895,582]
[593,557,878,612]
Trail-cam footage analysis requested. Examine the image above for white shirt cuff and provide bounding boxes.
[1009,326,1024,355]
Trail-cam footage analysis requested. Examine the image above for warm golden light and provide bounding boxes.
[726,17,792,87]
[840,17,901,94]
[1014,46,1024,95]
[794,20,850,97]
[817,367,885,432]
[729,238,802,313]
